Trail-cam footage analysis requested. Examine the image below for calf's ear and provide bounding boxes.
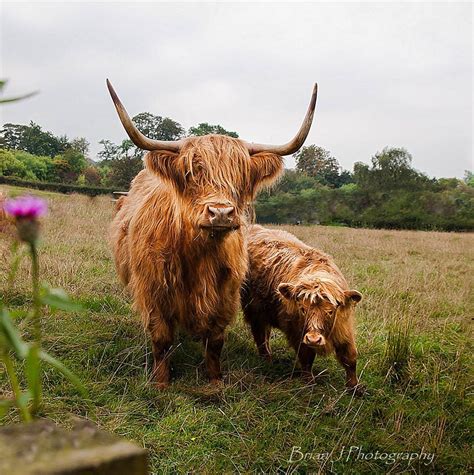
[145,151,184,190]
[249,152,284,197]
[278,282,296,300]
[345,290,362,304]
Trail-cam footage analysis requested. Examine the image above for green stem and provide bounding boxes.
[30,242,41,346]
[29,241,42,416]
[1,351,31,423]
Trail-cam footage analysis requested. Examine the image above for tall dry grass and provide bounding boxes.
[0,184,472,473]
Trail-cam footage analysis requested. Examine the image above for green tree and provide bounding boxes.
[355,147,430,191]
[464,170,474,187]
[294,145,342,187]
[271,169,319,194]
[70,137,90,158]
[61,149,87,175]
[106,156,142,189]
[13,151,52,181]
[132,112,184,141]
[188,122,238,138]
[0,121,69,157]
[97,139,120,162]
[97,138,144,189]
[98,112,184,164]
[51,158,76,183]
[0,123,26,150]
[127,113,185,160]
[22,122,66,157]
[0,149,29,178]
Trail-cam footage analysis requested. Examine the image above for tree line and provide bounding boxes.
[259,147,473,231]
[0,117,472,231]
[0,116,238,189]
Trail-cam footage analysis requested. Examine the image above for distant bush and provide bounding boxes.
[0,176,116,196]
[255,168,474,231]
[2,130,473,232]
[0,148,92,185]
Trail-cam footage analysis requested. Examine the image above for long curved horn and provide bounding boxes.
[106,79,184,152]
[244,83,318,156]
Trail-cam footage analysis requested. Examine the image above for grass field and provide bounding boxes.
[0,184,472,474]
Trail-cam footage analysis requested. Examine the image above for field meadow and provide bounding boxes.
[0,184,472,474]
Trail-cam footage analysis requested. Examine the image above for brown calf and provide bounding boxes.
[241,225,363,391]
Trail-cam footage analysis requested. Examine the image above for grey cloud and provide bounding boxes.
[1,2,471,177]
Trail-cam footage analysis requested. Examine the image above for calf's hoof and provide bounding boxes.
[301,371,314,384]
[209,378,224,388]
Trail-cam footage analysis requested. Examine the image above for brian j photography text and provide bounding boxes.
[289,445,435,466]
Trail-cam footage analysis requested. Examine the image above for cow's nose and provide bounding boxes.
[304,332,326,347]
[207,206,235,226]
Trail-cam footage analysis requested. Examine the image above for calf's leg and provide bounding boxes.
[249,320,272,360]
[297,344,316,381]
[334,341,362,392]
[243,307,272,360]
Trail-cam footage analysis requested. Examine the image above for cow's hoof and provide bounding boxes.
[347,383,366,397]
[154,382,169,391]
[259,352,272,362]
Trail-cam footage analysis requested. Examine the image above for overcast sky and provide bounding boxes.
[1,2,472,177]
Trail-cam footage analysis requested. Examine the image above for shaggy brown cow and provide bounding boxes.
[107,80,317,388]
[241,225,363,392]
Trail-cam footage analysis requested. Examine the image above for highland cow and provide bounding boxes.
[241,225,363,392]
[107,80,317,388]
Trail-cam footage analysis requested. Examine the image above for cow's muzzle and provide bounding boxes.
[199,204,240,232]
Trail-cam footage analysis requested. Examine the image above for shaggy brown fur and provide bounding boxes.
[110,135,283,388]
[0,192,5,220]
[241,225,363,391]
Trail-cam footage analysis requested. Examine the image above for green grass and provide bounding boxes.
[1,185,473,473]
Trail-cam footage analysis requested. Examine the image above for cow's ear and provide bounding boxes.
[344,290,362,304]
[278,282,297,300]
[145,151,184,190]
[249,152,284,197]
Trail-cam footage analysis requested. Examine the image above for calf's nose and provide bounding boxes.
[304,332,326,347]
[207,206,235,226]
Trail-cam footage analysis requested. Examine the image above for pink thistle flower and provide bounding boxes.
[4,195,48,220]
[3,195,48,243]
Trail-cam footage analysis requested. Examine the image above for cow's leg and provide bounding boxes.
[334,341,363,394]
[203,333,225,385]
[148,317,174,390]
[297,344,316,381]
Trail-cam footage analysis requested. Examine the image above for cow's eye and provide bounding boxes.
[193,163,204,174]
